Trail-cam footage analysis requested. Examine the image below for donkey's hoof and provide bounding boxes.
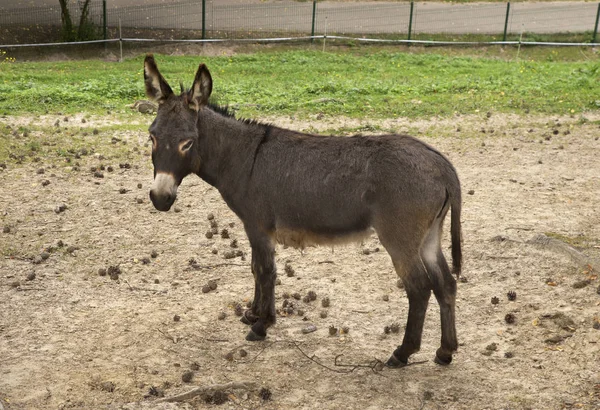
[240,310,259,325]
[245,329,266,342]
[385,354,408,368]
[434,350,453,366]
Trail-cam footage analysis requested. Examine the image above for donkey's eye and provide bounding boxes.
[179,139,194,153]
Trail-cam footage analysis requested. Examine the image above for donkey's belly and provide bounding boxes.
[270,226,374,249]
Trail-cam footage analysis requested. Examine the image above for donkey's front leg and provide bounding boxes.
[245,228,277,341]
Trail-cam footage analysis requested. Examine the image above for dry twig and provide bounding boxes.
[156,381,257,403]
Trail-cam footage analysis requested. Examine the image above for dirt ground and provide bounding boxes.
[1,111,599,409]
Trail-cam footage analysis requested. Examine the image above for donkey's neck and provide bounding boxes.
[196,108,267,195]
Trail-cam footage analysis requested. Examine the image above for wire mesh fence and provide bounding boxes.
[1,0,599,47]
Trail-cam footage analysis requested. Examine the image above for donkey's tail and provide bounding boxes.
[450,188,462,279]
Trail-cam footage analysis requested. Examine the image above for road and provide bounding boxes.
[1,1,597,39]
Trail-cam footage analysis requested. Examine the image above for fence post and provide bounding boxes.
[593,2,600,43]
[502,2,510,42]
[407,1,414,41]
[102,0,107,41]
[311,1,317,43]
[202,0,206,40]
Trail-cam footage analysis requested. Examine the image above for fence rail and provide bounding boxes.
[1,0,599,47]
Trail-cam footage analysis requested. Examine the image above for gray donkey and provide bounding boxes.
[143,55,462,367]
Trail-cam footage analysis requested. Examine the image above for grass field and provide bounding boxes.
[0,47,599,120]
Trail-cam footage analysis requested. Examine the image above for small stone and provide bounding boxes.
[321,297,330,308]
[173,314,181,322]
[98,268,107,276]
[202,285,211,293]
[211,248,218,255]
[362,248,371,255]
[320,310,328,319]
[36,168,45,174]
[382,294,389,302]
[207,213,215,220]
[297,309,305,316]
[10,280,20,288]
[136,198,143,204]
[41,179,50,186]
[223,352,234,362]
[54,203,67,213]
[26,272,36,281]
[137,183,142,189]
[467,190,475,195]
[205,231,213,239]
[239,348,247,358]
[181,371,194,383]
[93,171,104,178]
[40,251,50,260]
[154,278,159,284]
[66,245,77,254]
[119,188,127,194]
[174,207,181,213]
[301,324,317,334]
[150,250,158,258]
[217,311,226,320]
[208,280,217,290]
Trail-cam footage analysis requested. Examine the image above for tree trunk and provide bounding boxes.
[77,0,92,40]
[58,0,75,41]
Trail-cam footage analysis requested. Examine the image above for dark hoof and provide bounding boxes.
[434,351,453,366]
[240,310,259,325]
[385,354,408,368]
[245,329,266,342]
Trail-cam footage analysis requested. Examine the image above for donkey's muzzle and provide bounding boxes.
[149,190,175,212]
[149,172,178,212]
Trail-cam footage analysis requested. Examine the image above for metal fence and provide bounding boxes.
[1,0,599,47]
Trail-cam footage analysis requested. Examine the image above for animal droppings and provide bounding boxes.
[205,231,213,239]
[26,272,36,281]
[329,326,338,336]
[98,268,107,276]
[208,280,218,290]
[491,296,500,305]
[239,348,248,358]
[507,291,517,301]
[223,352,234,362]
[220,229,229,239]
[307,290,317,301]
[259,387,272,401]
[2,226,10,233]
[390,323,400,333]
[320,310,328,319]
[207,213,215,220]
[505,313,516,324]
[384,326,391,334]
[321,297,330,308]
[173,315,181,322]
[181,371,194,383]
[234,303,244,317]
[202,285,211,293]
[217,311,226,320]
[292,292,301,300]
[150,250,158,258]
[284,263,295,277]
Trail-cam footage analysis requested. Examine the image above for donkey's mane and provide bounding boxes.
[208,102,270,129]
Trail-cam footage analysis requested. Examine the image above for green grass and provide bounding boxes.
[0,48,599,119]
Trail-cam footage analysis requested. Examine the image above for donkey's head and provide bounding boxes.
[143,54,212,211]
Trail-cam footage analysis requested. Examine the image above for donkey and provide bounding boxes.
[143,54,462,367]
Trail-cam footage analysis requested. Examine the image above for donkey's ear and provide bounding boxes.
[189,63,212,111]
[144,54,173,103]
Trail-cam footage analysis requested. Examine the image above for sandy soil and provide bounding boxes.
[1,112,599,409]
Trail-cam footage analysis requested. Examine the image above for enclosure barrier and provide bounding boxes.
[1,0,599,49]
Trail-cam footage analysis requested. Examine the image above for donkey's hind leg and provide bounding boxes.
[421,220,458,365]
[383,256,432,367]
[244,226,277,341]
